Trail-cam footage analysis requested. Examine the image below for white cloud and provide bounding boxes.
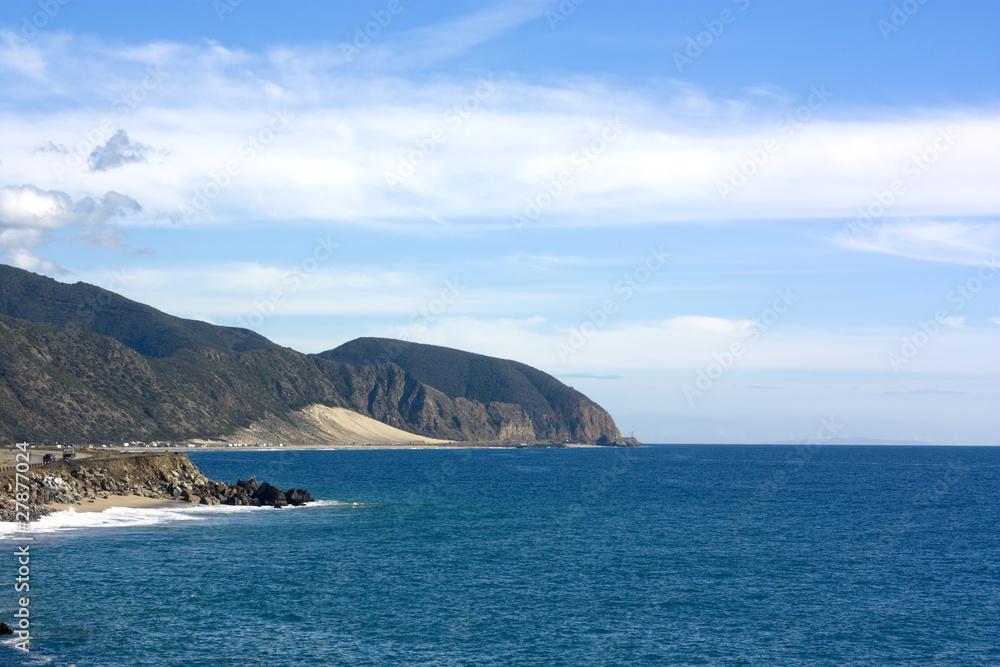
[72,263,471,323]
[1,35,998,230]
[74,227,127,248]
[358,1,551,69]
[5,247,62,274]
[0,228,46,247]
[836,220,1000,265]
[56,255,1000,383]
[33,140,67,154]
[0,184,141,229]
[0,185,142,269]
[375,313,1000,380]
[88,129,156,171]
[0,184,77,228]
[0,31,48,80]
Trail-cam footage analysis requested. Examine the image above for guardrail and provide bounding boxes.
[0,462,47,473]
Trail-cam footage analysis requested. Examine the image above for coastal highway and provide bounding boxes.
[0,448,96,466]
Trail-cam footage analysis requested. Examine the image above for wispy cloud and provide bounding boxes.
[33,140,67,154]
[880,389,963,396]
[835,220,1000,265]
[363,1,552,68]
[2,34,998,235]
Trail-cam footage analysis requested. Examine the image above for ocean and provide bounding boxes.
[1,445,997,666]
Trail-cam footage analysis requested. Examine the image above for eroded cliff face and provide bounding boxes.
[566,397,624,442]
[319,337,635,444]
[332,365,536,442]
[333,365,622,443]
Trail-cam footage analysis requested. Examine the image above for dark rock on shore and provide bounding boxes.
[286,488,311,506]
[0,452,313,520]
[237,477,260,494]
[252,482,287,508]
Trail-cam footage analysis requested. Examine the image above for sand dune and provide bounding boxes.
[228,404,453,447]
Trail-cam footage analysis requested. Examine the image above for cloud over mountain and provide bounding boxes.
[0,184,142,269]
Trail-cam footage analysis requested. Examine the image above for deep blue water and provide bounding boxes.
[1,445,997,666]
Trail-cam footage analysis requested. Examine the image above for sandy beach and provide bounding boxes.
[48,494,180,514]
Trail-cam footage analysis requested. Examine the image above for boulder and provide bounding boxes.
[224,489,251,506]
[286,488,311,506]
[0,622,12,635]
[253,482,287,507]
[240,476,260,494]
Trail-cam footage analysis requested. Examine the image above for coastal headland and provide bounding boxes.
[0,451,311,522]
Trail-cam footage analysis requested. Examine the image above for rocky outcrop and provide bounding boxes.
[287,488,311,505]
[0,452,313,521]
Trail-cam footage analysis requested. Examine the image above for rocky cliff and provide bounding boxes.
[321,337,635,444]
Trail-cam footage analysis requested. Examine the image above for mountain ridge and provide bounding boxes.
[320,337,626,444]
[0,264,638,447]
[0,264,275,358]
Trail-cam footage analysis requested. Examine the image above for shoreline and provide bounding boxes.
[181,443,603,451]
[74,442,606,454]
[47,494,182,514]
[1,451,315,523]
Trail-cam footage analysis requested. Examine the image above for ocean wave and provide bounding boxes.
[0,505,202,536]
[306,499,368,508]
[1,635,56,665]
[0,499,354,536]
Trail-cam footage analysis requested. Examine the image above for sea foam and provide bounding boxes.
[0,499,348,537]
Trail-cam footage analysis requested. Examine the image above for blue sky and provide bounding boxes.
[0,0,997,444]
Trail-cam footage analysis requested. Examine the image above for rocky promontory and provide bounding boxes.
[0,452,312,521]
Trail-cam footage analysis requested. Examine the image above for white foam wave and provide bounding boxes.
[0,499,357,537]
[306,499,367,508]
[1,636,56,665]
[0,505,201,536]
